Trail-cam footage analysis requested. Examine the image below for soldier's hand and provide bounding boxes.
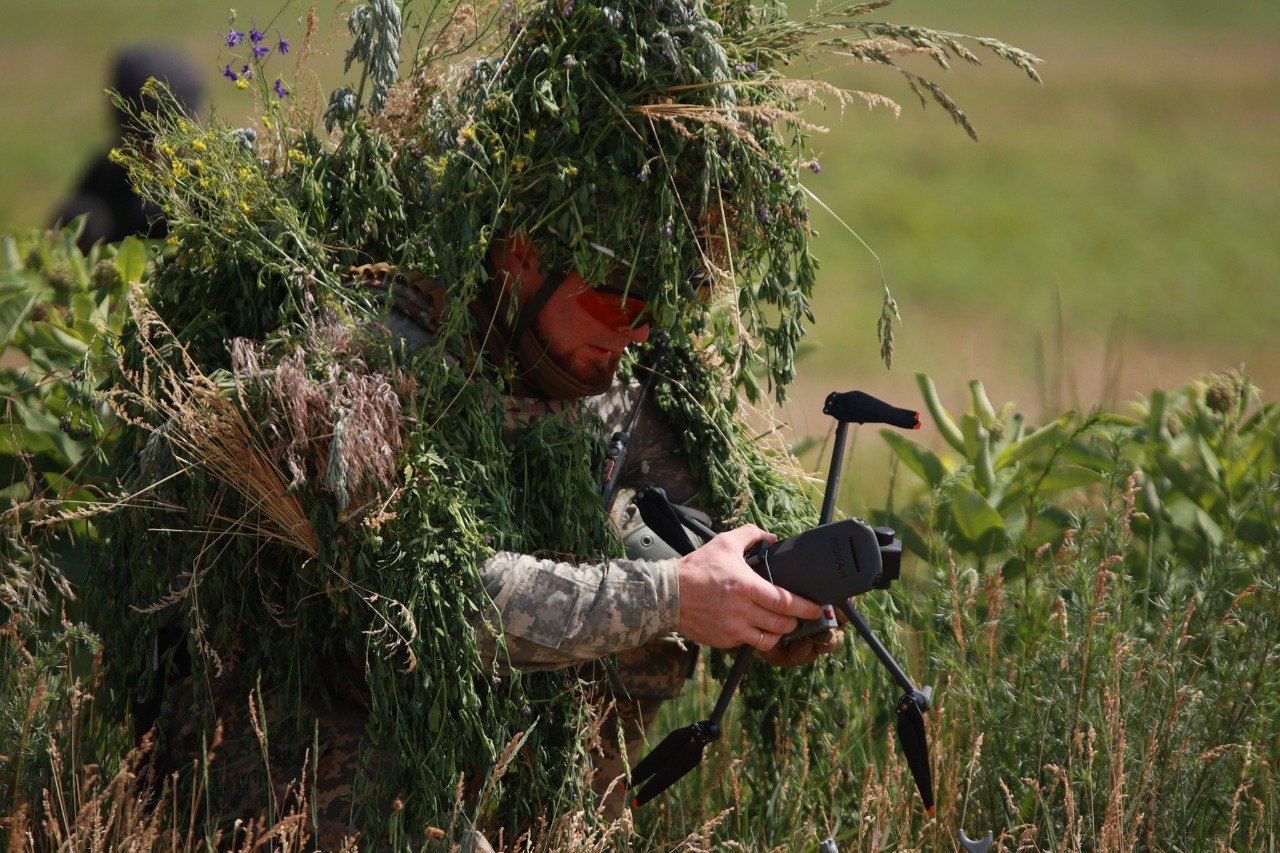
[675,524,824,653]
[758,627,844,668]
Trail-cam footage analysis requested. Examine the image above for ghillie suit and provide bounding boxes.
[91,0,1038,845]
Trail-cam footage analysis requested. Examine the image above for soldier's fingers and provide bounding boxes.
[760,628,845,668]
[816,627,844,654]
[752,628,783,652]
[747,576,823,621]
[760,642,809,668]
[785,642,822,667]
[715,524,776,553]
[747,606,798,637]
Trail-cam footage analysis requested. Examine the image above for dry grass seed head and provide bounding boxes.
[117,295,318,556]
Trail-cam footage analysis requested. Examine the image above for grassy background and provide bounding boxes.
[794,0,1280,423]
[1,0,1277,451]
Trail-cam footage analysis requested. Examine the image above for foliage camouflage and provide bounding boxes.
[80,0,1040,842]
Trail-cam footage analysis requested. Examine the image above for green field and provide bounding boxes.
[797,2,1280,422]
[2,0,1277,424]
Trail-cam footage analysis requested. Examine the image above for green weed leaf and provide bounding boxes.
[917,372,966,454]
[881,428,947,487]
[1036,464,1105,492]
[952,486,1005,544]
[115,236,147,285]
[996,414,1074,469]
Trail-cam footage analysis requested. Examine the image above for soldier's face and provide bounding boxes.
[491,235,650,387]
[532,272,651,386]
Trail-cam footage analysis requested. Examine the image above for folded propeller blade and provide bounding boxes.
[627,721,717,808]
[896,693,935,813]
[633,486,698,555]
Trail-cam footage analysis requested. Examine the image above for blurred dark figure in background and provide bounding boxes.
[50,46,205,252]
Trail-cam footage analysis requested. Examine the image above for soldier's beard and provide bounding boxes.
[534,331,621,390]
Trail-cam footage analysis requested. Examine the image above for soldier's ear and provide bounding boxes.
[490,232,541,292]
[512,234,539,278]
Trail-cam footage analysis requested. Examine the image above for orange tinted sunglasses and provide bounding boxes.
[570,283,650,331]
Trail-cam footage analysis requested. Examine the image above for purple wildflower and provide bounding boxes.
[276,32,290,54]
[222,64,239,82]
[748,61,757,71]
[757,206,773,224]
[770,167,784,181]
[274,79,290,99]
[563,54,578,69]
[661,219,674,239]
[225,27,245,47]
[252,44,271,60]
[241,64,253,80]
[808,161,822,174]
[637,166,650,183]
[249,25,265,44]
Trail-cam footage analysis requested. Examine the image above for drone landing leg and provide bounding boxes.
[837,599,936,813]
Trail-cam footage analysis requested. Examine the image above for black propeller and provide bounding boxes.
[627,719,721,808]
[896,690,935,813]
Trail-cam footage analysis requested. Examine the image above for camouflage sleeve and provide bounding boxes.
[477,551,681,672]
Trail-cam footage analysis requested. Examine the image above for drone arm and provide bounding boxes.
[839,598,935,813]
[837,600,919,699]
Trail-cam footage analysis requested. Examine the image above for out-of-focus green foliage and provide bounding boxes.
[1126,373,1279,575]
[876,373,1111,572]
[880,372,1278,597]
[1,224,143,593]
[0,223,140,838]
[0,222,138,512]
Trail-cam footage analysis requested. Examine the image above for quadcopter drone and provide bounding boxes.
[621,390,937,815]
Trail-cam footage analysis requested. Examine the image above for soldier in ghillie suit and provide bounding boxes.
[51,46,205,251]
[93,0,1038,846]
[364,231,843,824]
